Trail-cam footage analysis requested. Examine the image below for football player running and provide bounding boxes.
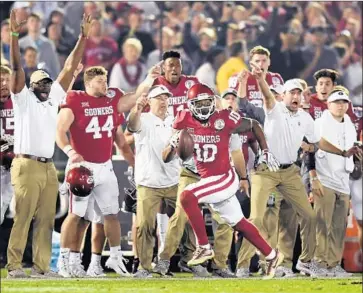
[165,83,283,279]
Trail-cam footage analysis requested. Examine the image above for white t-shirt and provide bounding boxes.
[133,112,180,188]
[314,112,356,194]
[264,101,317,164]
[12,81,66,158]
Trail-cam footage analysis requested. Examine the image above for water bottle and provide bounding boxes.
[267,192,276,207]
[50,231,61,272]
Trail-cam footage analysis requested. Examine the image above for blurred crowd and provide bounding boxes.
[0,1,362,105]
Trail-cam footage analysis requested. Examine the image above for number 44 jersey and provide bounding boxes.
[173,109,242,178]
[61,88,123,163]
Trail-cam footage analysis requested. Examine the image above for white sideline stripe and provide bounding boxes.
[194,170,233,197]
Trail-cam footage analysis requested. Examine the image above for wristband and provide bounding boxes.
[341,150,347,157]
[11,32,19,37]
[63,145,73,155]
[240,177,248,181]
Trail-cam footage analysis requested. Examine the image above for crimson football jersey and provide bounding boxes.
[173,109,242,177]
[354,117,362,141]
[153,75,199,118]
[309,94,358,121]
[61,88,123,163]
[0,97,14,136]
[228,72,284,108]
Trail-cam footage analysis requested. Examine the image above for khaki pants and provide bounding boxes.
[160,168,233,269]
[314,186,350,268]
[237,164,316,269]
[7,158,59,272]
[136,184,186,270]
[255,192,299,268]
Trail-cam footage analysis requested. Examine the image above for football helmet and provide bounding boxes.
[66,164,94,197]
[187,83,216,121]
[1,135,15,170]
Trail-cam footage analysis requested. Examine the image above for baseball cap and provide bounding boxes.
[147,85,172,99]
[269,84,284,95]
[283,79,303,92]
[30,70,52,84]
[221,88,238,99]
[327,91,350,103]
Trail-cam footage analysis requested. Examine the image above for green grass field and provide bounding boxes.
[1,270,362,293]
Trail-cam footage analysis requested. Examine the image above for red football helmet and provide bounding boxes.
[66,164,94,197]
[187,83,216,121]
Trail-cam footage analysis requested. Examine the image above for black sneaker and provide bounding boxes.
[132,258,140,274]
[121,187,137,214]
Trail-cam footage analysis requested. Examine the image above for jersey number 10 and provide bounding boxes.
[195,143,217,162]
[85,116,114,139]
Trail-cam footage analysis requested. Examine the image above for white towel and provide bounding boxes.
[319,110,356,173]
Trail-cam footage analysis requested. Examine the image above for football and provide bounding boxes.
[176,129,194,161]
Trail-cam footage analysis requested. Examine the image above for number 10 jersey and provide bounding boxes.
[61,88,123,163]
[173,109,242,178]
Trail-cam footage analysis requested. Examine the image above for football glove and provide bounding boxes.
[256,149,280,172]
[169,130,181,148]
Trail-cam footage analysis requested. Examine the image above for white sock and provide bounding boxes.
[265,249,277,261]
[110,246,122,258]
[90,253,101,265]
[60,248,70,258]
[200,243,211,249]
[157,213,169,247]
[69,252,81,263]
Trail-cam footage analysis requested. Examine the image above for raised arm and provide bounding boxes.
[117,64,161,113]
[237,70,265,124]
[126,94,148,133]
[56,14,93,92]
[9,9,27,94]
[250,61,276,111]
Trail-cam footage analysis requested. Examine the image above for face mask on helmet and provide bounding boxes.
[66,164,95,197]
[188,96,216,121]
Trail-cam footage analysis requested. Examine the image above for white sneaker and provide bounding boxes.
[275,266,295,278]
[87,262,106,278]
[69,259,87,278]
[105,254,131,277]
[7,268,28,279]
[296,260,327,278]
[236,268,251,278]
[57,255,71,278]
[328,265,353,277]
